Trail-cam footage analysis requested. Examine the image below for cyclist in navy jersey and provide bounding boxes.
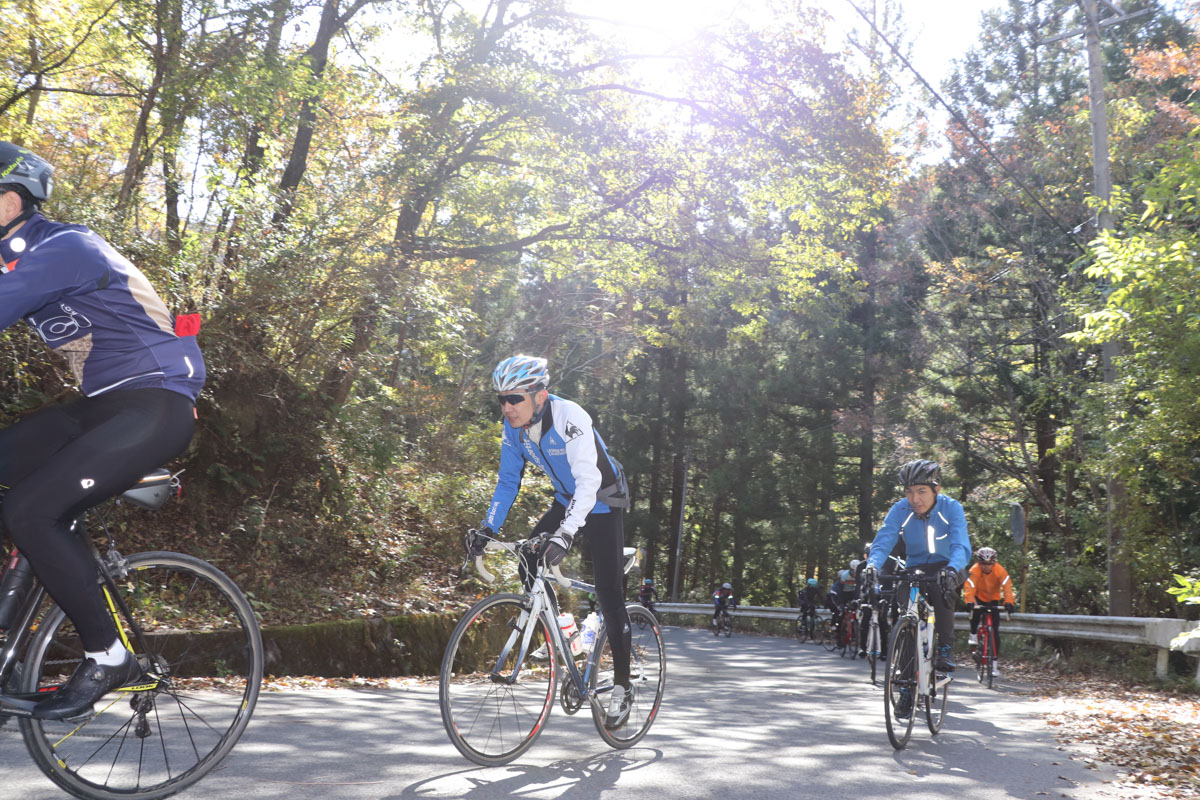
[0,143,204,719]
[466,355,631,729]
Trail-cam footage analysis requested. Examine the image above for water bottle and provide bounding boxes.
[557,612,583,657]
[0,551,34,630]
[580,612,600,653]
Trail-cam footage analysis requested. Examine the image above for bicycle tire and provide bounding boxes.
[590,604,665,749]
[822,618,838,651]
[925,668,950,735]
[20,551,262,800]
[975,630,986,685]
[794,615,808,643]
[985,624,996,689]
[867,621,879,684]
[884,617,918,750]
[723,611,732,638]
[819,618,836,651]
[439,593,557,766]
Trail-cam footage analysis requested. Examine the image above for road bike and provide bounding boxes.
[971,600,1005,689]
[821,608,839,651]
[836,603,858,658]
[793,606,819,643]
[636,595,656,630]
[0,468,263,800]
[713,604,733,637]
[859,590,890,684]
[439,534,666,766]
[877,568,951,750]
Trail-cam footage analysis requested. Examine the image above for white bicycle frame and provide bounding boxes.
[904,583,952,698]
[472,539,639,707]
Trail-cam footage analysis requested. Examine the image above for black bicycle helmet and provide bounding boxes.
[898,459,941,488]
[0,142,54,203]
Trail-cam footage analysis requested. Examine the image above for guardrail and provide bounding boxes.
[650,603,1200,682]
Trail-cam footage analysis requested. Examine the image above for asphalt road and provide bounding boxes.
[0,625,1130,799]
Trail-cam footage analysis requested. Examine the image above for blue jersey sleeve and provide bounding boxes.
[482,430,525,531]
[868,501,905,570]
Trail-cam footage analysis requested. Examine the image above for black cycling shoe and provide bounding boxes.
[33,650,142,720]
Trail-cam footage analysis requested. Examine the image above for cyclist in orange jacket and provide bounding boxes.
[962,546,1016,675]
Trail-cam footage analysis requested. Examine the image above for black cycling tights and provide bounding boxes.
[0,388,195,651]
[533,502,631,688]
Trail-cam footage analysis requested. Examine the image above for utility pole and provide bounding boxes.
[1039,0,1149,616]
[670,449,689,602]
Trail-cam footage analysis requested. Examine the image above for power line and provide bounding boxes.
[839,0,1089,253]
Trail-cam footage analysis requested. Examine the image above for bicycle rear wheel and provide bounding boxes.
[884,617,918,750]
[590,604,665,749]
[20,551,262,800]
[925,671,950,734]
[439,593,557,766]
[794,615,808,643]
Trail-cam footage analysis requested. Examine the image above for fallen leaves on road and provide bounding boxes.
[260,675,435,691]
[1009,663,1200,800]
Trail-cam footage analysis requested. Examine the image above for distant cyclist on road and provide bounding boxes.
[963,546,1016,675]
[712,582,735,626]
[466,355,632,729]
[826,565,857,617]
[797,577,821,635]
[637,578,658,614]
[862,460,970,675]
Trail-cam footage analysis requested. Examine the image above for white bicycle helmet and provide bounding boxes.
[975,546,997,564]
[492,355,549,393]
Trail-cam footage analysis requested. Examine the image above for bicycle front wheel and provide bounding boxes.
[439,593,557,766]
[867,622,879,684]
[822,619,837,651]
[984,625,996,689]
[590,604,665,749]
[884,617,918,750]
[20,551,263,800]
[794,616,808,643]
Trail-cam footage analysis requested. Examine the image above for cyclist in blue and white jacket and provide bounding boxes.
[862,460,970,673]
[0,143,204,720]
[466,355,632,729]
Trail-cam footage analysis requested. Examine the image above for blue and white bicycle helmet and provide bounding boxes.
[492,355,549,392]
[806,578,818,587]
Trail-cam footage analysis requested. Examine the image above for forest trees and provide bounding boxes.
[0,0,1196,620]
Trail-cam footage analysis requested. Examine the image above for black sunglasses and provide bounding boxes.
[498,393,529,406]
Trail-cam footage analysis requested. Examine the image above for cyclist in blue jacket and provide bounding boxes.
[467,355,632,729]
[862,460,970,674]
[0,143,204,720]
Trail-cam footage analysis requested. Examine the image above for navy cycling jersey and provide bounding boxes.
[0,214,204,400]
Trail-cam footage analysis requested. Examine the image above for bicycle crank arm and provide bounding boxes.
[0,693,40,717]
